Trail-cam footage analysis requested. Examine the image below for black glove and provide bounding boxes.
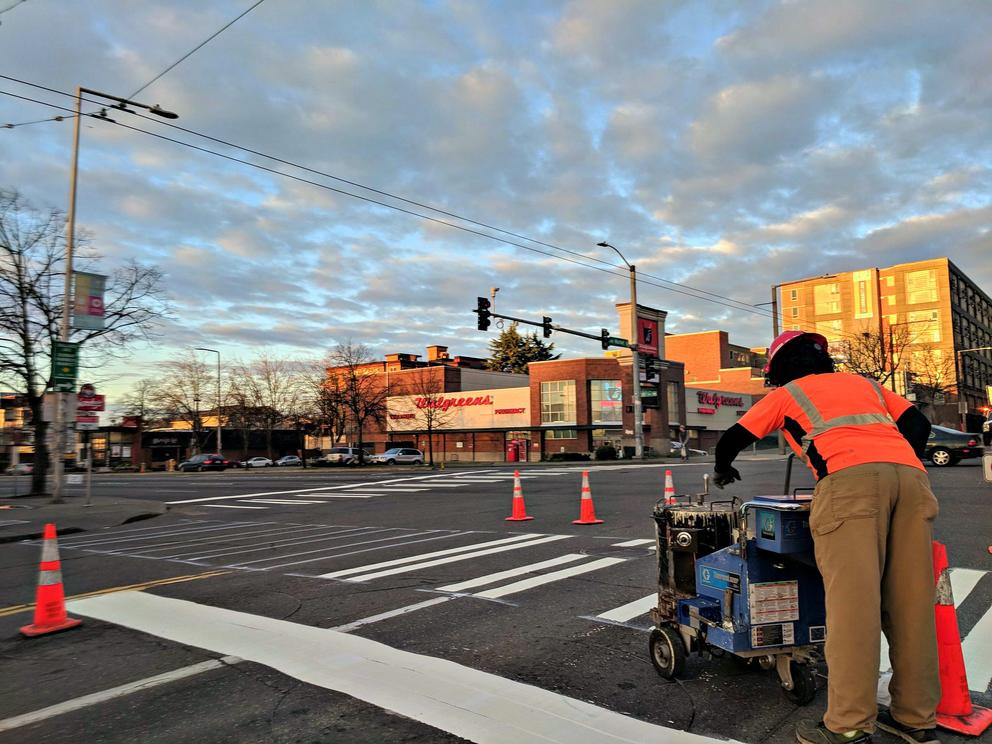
[712,466,741,489]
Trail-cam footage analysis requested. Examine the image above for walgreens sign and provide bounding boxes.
[388,388,529,431]
[415,394,493,412]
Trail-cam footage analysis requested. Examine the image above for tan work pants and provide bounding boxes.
[810,462,941,733]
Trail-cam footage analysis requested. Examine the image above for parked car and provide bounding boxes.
[924,425,984,467]
[369,447,424,465]
[314,447,369,466]
[242,456,273,468]
[178,454,230,472]
[275,455,301,467]
[4,463,32,475]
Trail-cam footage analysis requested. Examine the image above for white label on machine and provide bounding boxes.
[752,622,795,648]
[749,580,799,625]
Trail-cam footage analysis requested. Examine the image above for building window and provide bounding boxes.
[590,380,622,424]
[824,319,844,342]
[906,310,941,343]
[905,269,937,304]
[885,276,895,288]
[789,289,798,301]
[857,281,868,314]
[546,429,576,439]
[813,283,841,314]
[540,380,576,425]
[790,307,799,318]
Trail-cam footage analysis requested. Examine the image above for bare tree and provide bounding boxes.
[150,352,214,454]
[394,369,455,466]
[118,378,162,426]
[833,326,915,386]
[907,344,957,422]
[0,189,170,494]
[328,342,387,464]
[230,355,297,460]
[297,355,348,452]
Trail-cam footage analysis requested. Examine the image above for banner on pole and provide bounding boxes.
[73,272,106,330]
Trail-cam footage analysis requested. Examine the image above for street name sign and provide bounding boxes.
[51,341,80,392]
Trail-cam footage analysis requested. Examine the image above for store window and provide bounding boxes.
[905,269,937,304]
[540,380,576,424]
[546,429,576,439]
[590,379,622,424]
[813,283,841,314]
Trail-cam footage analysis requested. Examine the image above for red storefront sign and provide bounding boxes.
[415,395,493,412]
[696,391,744,409]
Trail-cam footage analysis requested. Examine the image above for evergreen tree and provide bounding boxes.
[486,322,560,374]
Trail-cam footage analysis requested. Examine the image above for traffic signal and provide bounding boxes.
[475,297,491,331]
[542,316,553,338]
[600,328,610,350]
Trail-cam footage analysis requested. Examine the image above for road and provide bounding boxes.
[0,458,989,743]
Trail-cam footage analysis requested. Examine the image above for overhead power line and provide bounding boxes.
[0,81,869,345]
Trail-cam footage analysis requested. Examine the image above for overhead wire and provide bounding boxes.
[0,82,873,345]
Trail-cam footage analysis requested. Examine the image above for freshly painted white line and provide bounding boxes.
[203,504,268,510]
[611,539,654,548]
[68,592,732,744]
[127,524,330,554]
[355,487,429,492]
[448,479,503,484]
[596,593,657,623]
[330,596,456,633]
[950,567,986,607]
[961,598,992,693]
[437,554,587,593]
[54,519,204,542]
[0,655,241,733]
[58,522,259,548]
[474,557,628,599]
[242,499,322,505]
[283,492,376,498]
[319,533,544,579]
[346,535,573,583]
[231,530,453,569]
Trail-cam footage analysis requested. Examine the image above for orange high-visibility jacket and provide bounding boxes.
[737,372,924,480]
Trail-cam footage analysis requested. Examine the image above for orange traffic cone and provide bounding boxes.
[664,469,677,505]
[505,470,533,521]
[932,541,992,735]
[20,523,82,637]
[572,470,603,525]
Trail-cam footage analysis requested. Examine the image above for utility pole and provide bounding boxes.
[598,242,643,459]
[195,348,222,454]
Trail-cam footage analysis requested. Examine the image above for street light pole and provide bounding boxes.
[50,86,178,504]
[598,242,643,459]
[195,348,222,454]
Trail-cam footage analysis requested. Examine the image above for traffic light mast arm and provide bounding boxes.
[477,308,629,348]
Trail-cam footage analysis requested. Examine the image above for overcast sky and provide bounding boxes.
[1,0,990,403]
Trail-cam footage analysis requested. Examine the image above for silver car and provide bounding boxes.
[317,447,369,466]
[370,447,424,465]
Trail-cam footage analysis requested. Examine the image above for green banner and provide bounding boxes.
[51,341,80,392]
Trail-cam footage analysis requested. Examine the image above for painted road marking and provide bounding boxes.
[342,535,573,583]
[75,523,311,555]
[330,597,456,633]
[181,527,401,563]
[0,570,228,618]
[68,592,736,744]
[156,526,382,561]
[52,521,262,549]
[204,504,268,509]
[437,554,587,593]
[473,557,627,599]
[120,524,326,555]
[53,518,204,542]
[319,533,544,580]
[611,539,654,548]
[0,656,242,733]
[595,593,657,623]
[241,499,323,505]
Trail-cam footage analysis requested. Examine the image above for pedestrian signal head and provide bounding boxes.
[764,331,832,386]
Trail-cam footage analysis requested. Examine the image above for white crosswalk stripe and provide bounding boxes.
[437,554,587,593]
[473,557,627,599]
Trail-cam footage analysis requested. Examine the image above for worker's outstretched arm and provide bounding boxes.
[895,405,931,457]
[713,423,758,488]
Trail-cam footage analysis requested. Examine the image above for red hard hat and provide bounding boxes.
[764,331,829,374]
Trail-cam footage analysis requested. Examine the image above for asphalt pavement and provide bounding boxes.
[0,457,988,743]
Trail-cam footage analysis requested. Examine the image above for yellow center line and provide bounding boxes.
[0,570,229,617]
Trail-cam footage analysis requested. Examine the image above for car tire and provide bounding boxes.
[930,448,954,467]
[412,460,423,465]
[386,459,396,465]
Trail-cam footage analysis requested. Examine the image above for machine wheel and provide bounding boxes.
[929,448,953,467]
[782,661,817,705]
[649,626,686,679]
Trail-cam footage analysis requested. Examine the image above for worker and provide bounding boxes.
[712,331,939,744]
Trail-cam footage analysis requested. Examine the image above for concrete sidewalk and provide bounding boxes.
[0,495,167,544]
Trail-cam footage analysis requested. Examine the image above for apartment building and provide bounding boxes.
[777,257,992,430]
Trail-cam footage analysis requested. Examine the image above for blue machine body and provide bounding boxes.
[675,498,826,654]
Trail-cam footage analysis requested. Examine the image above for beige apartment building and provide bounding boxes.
[776,257,992,430]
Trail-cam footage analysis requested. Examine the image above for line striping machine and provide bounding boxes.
[648,455,825,704]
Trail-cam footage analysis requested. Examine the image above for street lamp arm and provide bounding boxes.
[79,87,179,119]
[596,241,632,270]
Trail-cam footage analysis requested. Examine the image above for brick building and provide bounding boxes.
[777,257,992,430]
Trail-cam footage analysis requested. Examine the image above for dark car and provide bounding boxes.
[178,454,230,472]
[924,425,984,467]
